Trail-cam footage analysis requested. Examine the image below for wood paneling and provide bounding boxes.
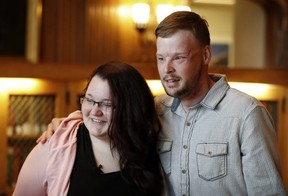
[40,0,125,64]
[85,0,120,62]
[39,0,157,64]
[41,0,86,63]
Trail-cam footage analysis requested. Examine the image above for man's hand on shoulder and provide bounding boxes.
[36,117,65,143]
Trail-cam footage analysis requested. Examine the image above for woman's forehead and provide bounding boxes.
[86,76,112,98]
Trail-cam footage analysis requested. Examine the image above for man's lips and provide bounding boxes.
[163,76,180,84]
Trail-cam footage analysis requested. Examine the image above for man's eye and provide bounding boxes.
[175,56,186,60]
[174,56,188,63]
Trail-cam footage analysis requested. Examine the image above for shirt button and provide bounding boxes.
[183,145,188,149]
[182,169,186,174]
[186,122,191,126]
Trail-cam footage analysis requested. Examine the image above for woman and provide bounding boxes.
[13,62,164,196]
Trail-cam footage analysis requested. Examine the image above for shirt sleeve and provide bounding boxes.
[240,105,286,195]
[13,142,49,196]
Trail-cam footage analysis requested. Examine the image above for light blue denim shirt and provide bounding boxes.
[155,74,286,196]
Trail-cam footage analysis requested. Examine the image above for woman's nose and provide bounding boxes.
[90,104,103,116]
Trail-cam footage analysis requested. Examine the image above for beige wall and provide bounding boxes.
[234,0,266,68]
[189,4,234,67]
[191,1,266,68]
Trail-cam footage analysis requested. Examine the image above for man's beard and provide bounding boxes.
[164,82,196,99]
[163,72,201,100]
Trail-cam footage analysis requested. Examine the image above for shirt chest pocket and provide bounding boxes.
[157,139,173,175]
[196,143,228,181]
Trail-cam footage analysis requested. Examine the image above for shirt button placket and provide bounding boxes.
[181,118,192,196]
[182,142,188,196]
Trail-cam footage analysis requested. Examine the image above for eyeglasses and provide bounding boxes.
[80,96,114,112]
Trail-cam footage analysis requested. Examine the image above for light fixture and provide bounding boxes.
[130,2,191,57]
[131,3,191,32]
[156,4,173,24]
[131,3,150,33]
[173,5,192,12]
[192,0,235,5]
[155,4,191,24]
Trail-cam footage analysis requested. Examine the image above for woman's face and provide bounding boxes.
[81,75,113,140]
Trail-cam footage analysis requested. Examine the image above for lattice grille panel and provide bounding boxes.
[7,94,56,188]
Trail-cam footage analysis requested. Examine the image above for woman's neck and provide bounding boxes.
[89,134,120,173]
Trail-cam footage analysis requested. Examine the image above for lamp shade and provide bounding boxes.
[173,5,191,12]
[131,3,150,25]
[156,4,173,24]
[156,4,191,24]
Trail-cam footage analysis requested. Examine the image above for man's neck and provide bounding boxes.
[180,76,215,112]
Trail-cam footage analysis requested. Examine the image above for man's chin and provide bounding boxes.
[164,88,178,97]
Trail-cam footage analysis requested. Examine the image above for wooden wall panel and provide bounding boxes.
[85,0,120,63]
[40,0,57,62]
[41,0,87,63]
[39,0,157,65]
[40,0,124,64]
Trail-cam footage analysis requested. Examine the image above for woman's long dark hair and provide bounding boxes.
[85,62,163,195]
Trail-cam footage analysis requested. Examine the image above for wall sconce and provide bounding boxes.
[131,3,191,33]
[156,4,173,24]
[131,2,191,62]
[131,3,150,33]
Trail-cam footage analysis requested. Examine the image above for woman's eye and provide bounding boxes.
[103,102,112,107]
[87,99,94,103]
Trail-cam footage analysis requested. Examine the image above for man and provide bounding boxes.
[39,11,286,195]
[153,11,285,195]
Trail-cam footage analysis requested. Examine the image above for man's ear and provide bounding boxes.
[203,45,211,65]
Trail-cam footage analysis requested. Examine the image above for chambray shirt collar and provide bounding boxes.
[200,74,230,109]
[169,74,230,112]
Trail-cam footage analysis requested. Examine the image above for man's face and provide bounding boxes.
[156,30,210,100]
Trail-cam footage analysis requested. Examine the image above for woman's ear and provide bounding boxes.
[203,45,211,65]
